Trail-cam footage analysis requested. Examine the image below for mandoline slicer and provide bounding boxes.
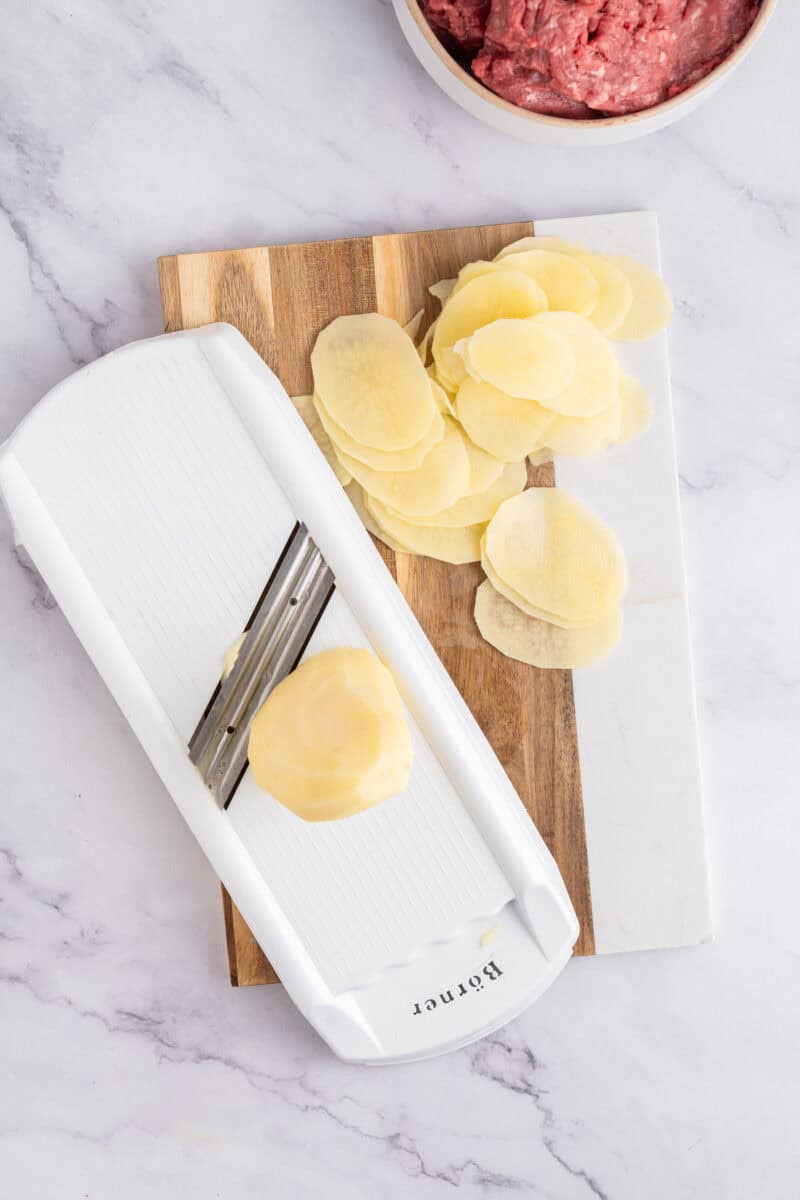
[0,324,578,1063]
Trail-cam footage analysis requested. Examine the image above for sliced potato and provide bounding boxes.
[484,488,627,625]
[544,389,622,458]
[314,391,444,472]
[455,377,555,462]
[618,373,653,443]
[365,497,483,564]
[311,313,436,450]
[338,416,470,517]
[604,254,673,341]
[345,482,406,551]
[432,270,548,390]
[531,311,620,417]
[290,393,352,485]
[577,254,633,335]
[429,372,455,415]
[464,434,505,493]
[496,250,598,317]
[429,278,456,305]
[403,308,425,340]
[480,549,595,629]
[494,236,539,260]
[451,259,520,295]
[391,460,527,528]
[463,318,576,403]
[417,318,436,367]
[248,648,412,821]
[475,580,622,669]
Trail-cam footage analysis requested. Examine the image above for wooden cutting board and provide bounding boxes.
[158,220,595,985]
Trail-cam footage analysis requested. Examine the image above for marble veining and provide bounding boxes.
[1,2,799,1197]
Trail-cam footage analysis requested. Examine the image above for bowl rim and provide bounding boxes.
[403,0,777,128]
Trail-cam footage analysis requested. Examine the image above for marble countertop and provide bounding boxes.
[1,3,798,1197]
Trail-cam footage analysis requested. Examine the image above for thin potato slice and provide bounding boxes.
[494,236,539,260]
[429,278,456,305]
[455,378,555,462]
[496,250,598,317]
[451,259,520,295]
[544,389,622,457]
[290,393,352,485]
[403,308,425,340]
[618,373,653,443]
[312,313,436,450]
[532,311,619,417]
[248,648,412,821]
[432,270,548,389]
[484,488,627,624]
[429,372,455,415]
[463,318,576,403]
[604,254,673,341]
[345,483,406,552]
[391,461,527,529]
[365,497,484,564]
[338,416,470,517]
[314,391,445,472]
[480,548,596,629]
[475,580,622,669]
[464,434,505,493]
[417,318,436,367]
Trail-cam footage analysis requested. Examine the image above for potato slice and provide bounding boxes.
[484,488,627,625]
[432,270,548,390]
[314,391,445,472]
[464,434,505,493]
[475,580,622,669]
[531,312,619,417]
[429,371,455,415]
[604,254,673,341]
[345,483,406,552]
[495,250,598,317]
[248,648,412,821]
[618,373,653,443]
[451,259,520,295]
[290,393,352,486]
[391,460,527,528]
[338,416,470,517]
[462,318,576,403]
[544,389,622,458]
[480,548,594,629]
[403,308,425,340]
[365,497,484,564]
[455,378,555,462]
[312,313,436,450]
[417,318,437,367]
[429,278,456,305]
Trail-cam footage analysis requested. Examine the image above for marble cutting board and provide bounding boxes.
[158,210,712,986]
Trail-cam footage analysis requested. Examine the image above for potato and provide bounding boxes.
[604,254,672,341]
[432,270,548,390]
[484,488,627,625]
[464,433,505,493]
[290,393,352,486]
[495,250,598,317]
[474,580,622,669]
[345,482,407,551]
[314,391,444,472]
[543,388,621,458]
[480,548,595,629]
[531,312,620,417]
[455,378,555,462]
[248,648,412,821]
[365,497,484,564]
[429,278,456,305]
[403,308,425,340]
[338,416,471,517]
[461,318,576,403]
[311,313,436,450]
[391,460,527,528]
[618,373,653,443]
[429,372,455,415]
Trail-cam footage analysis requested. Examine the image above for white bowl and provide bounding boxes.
[393,0,776,146]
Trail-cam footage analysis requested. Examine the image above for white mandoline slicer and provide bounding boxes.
[0,324,578,1063]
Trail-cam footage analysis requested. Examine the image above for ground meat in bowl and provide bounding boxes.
[419,0,762,118]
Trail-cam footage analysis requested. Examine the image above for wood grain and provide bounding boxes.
[158,221,595,985]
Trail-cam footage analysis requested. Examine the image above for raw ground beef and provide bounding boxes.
[419,0,762,118]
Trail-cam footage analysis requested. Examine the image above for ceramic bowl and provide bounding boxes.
[393,0,777,146]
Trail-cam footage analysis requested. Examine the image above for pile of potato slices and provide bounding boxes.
[292,235,671,669]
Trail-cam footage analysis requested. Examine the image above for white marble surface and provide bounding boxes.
[1,1,798,1196]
